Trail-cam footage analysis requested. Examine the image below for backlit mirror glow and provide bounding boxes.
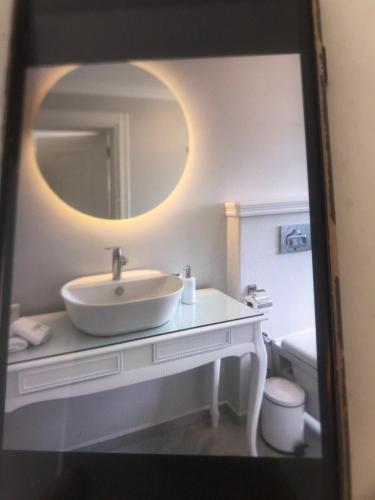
[33,63,189,219]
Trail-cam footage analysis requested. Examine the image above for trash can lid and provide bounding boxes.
[264,377,305,408]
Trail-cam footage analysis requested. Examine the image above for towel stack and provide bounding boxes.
[9,317,51,353]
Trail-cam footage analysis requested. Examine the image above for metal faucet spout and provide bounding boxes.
[105,247,129,280]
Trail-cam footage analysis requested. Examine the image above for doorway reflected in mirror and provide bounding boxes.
[33,63,189,219]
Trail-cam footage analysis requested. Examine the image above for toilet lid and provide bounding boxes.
[281,330,317,370]
[264,377,305,407]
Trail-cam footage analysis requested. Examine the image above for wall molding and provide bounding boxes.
[224,199,310,218]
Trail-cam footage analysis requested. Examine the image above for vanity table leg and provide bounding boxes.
[246,323,267,456]
[210,358,221,427]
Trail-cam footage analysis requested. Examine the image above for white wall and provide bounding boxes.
[12,54,308,315]
[239,211,315,339]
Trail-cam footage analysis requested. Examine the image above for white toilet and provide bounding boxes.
[273,329,320,421]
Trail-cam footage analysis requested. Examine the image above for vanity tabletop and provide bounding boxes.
[8,289,263,366]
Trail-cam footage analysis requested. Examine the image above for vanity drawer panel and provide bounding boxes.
[19,353,122,394]
[153,328,231,363]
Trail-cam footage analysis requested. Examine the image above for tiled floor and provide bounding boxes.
[109,413,322,458]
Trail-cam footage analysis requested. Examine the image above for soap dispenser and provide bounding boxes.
[182,265,196,305]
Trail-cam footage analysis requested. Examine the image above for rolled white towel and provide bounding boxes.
[10,317,51,346]
[9,335,28,353]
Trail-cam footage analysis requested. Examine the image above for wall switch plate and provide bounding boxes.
[279,224,311,254]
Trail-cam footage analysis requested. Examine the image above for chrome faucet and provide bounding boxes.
[106,247,129,280]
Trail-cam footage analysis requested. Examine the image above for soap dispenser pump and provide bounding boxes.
[182,265,196,305]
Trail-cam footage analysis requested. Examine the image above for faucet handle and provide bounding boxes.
[247,284,258,294]
[105,247,128,267]
[247,284,266,295]
[105,246,122,254]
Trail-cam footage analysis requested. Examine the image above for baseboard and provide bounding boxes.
[72,401,245,453]
[223,400,247,423]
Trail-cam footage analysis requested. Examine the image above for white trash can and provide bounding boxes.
[261,377,305,454]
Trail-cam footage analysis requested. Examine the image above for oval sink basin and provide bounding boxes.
[61,270,184,336]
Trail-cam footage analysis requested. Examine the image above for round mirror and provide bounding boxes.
[33,63,189,219]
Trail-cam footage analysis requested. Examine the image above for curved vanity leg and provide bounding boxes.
[246,323,267,456]
[210,358,221,427]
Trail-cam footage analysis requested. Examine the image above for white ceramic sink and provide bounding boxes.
[61,269,184,336]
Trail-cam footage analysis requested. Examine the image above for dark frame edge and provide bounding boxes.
[311,1,351,499]
[0,0,28,450]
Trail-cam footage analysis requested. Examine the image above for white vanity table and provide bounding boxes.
[6,289,267,456]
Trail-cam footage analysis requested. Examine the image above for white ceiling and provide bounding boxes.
[50,62,175,100]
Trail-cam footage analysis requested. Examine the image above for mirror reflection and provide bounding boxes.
[33,63,189,219]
